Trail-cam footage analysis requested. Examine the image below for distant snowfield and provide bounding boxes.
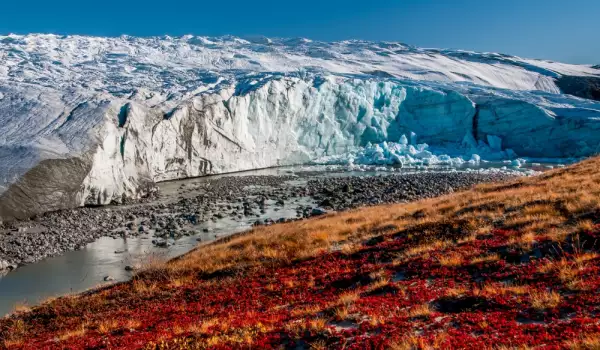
[0,34,599,219]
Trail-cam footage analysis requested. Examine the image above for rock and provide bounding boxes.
[555,75,600,102]
[0,259,16,271]
[311,207,328,216]
[152,239,169,247]
[103,275,115,281]
[318,198,334,208]
[342,183,353,193]
[124,265,135,271]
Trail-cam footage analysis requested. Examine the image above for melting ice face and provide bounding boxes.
[314,132,570,174]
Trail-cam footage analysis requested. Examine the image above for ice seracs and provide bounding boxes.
[0,34,599,219]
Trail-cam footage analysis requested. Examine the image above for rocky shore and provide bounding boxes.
[0,169,517,273]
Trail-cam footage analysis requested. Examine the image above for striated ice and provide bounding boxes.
[487,135,503,152]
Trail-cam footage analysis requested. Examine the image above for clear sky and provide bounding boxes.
[1,0,598,64]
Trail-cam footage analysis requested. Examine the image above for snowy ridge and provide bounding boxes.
[0,34,599,219]
[1,34,599,97]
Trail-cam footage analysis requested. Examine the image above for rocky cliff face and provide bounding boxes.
[1,34,600,219]
[556,75,600,101]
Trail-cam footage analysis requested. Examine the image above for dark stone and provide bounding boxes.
[555,75,600,101]
[311,207,328,216]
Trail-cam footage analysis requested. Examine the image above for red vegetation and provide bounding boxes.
[2,225,600,349]
[3,158,600,349]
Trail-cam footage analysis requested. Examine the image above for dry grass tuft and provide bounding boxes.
[445,286,469,297]
[502,284,530,295]
[58,322,88,341]
[439,252,463,267]
[338,291,360,307]
[538,252,593,285]
[566,333,600,349]
[291,304,323,317]
[308,318,327,332]
[474,282,530,297]
[408,303,433,318]
[184,318,220,335]
[368,314,385,327]
[333,306,350,321]
[389,335,428,350]
[169,274,195,288]
[368,269,387,281]
[125,319,142,330]
[401,240,452,261]
[529,290,562,310]
[365,277,391,293]
[574,252,599,264]
[576,220,595,232]
[11,302,31,314]
[132,279,159,295]
[310,340,329,350]
[470,254,500,265]
[340,243,361,255]
[96,319,120,334]
[566,278,592,292]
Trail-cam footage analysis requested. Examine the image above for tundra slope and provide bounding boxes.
[1,34,600,219]
[3,156,600,349]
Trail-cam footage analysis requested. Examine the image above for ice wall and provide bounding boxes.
[1,76,600,219]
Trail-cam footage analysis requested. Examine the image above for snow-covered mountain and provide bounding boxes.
[1,34,599,219]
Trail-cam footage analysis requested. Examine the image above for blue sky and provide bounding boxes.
[1,0,598,64]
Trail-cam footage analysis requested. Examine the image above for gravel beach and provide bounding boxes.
[0,169,517,272]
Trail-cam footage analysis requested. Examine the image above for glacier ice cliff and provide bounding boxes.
[0,34,600,219]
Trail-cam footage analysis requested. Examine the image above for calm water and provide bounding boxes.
[0,168,314,316]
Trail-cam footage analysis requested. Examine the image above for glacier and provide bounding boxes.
[0,34,599,219]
